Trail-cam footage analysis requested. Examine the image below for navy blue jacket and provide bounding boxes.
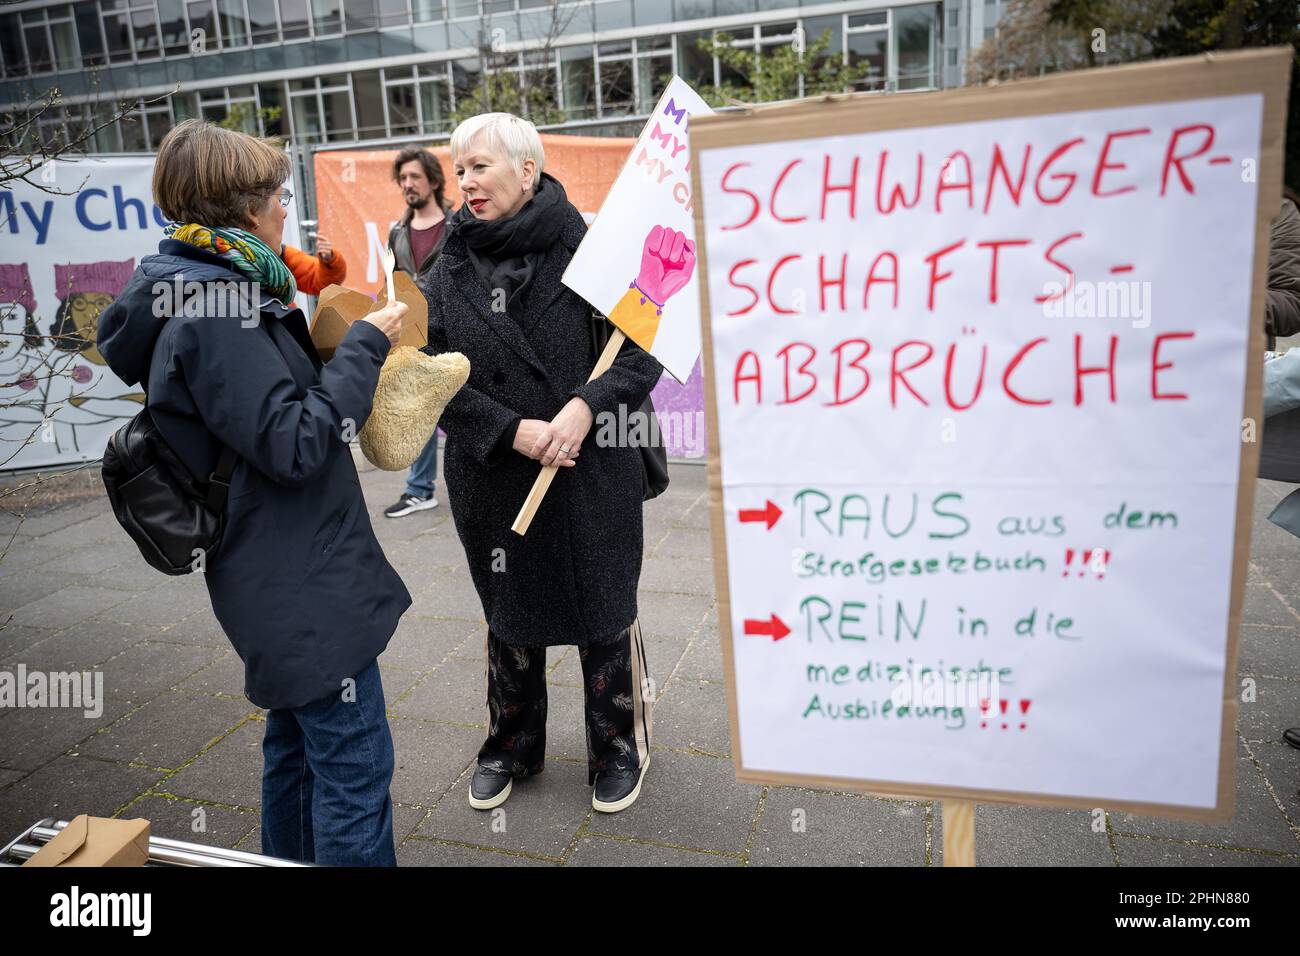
[97,239,411,709]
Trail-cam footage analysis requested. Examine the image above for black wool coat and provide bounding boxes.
[422,200,663,646]
[98,240,412,709]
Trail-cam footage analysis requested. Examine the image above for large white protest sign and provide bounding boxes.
[564,76,711,384]
[1,155,302,472]
[691,50,1290,819]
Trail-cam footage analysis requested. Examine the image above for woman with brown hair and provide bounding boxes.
[97,119,411,866]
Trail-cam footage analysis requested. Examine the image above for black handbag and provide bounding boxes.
[589,309,670,500]
[101,407,239,575]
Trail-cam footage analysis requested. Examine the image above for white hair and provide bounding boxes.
[450,112,546,176]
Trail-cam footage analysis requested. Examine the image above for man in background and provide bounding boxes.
[384,148,452,518]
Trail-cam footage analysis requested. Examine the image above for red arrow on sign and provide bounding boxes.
[743,615,791,641]
[739,500,782,530]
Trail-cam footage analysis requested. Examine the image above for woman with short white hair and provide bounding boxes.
[420,112,663,813]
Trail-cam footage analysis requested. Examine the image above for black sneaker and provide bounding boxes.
[468,765,512,810]
[592,761,648,813]
[384,493,439,518]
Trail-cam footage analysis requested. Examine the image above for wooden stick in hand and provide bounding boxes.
[511,329,626,536]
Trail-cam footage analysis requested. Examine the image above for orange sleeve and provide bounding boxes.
[282,244,347,296]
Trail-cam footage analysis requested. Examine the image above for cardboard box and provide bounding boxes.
[22,815,150,867]
[310,271,428,361]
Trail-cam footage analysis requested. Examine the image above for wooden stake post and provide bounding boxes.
[942,801,975,867]
[511,329,627,536]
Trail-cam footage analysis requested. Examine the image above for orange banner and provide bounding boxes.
[311,132,708,459]
[312,134,635,295]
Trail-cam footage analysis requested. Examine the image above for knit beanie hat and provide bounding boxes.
[0,263,37,315]
[54,259,136,299]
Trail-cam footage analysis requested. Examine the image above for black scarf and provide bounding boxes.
[454,172,568,312]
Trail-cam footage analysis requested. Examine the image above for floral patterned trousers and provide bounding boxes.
[478,619,653,785]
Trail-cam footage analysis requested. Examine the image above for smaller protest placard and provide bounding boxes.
[563,76,712,384]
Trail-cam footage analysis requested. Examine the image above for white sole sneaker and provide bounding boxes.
[385,497,439,518]
[592,760,648,814]
[468,777,512,811]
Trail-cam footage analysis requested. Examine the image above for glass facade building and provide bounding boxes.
[1,0,1007,151]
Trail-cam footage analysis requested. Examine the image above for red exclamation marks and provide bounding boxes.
[1065,548,1112,579]
[1019,698,1031,730]
[999,699,1009,730]
[1089,548,1111,579]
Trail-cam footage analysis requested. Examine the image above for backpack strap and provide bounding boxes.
[204,444,239,511]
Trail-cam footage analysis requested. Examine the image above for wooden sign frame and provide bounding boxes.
[690,49,1292,824]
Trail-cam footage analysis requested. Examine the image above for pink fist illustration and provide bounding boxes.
[633,225,696,309]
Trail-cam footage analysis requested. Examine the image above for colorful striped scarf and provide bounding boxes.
[165,222,297,306]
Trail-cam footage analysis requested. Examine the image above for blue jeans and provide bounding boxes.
[404,431,439,499]
[260,659,396,866]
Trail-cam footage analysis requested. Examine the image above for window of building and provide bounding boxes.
[247,0,281,44]
[20,5,81,74]
[87,103,123,151]
[200,83,259,129]
[377,0,410,28]
[145,99,175,148]
[384,65,420,134]
[846,9,888,91]
[323,76,354,141]
[895,2,939,90]
[344,0,378,32]
[172,91,201,120]
[102,1,137,63]
[74,4,107,67]
[634,36,673,113]
[452,57,483,113]
[291,87,323,141]
[54,5,81,72]
[186,1,217,51]
[279,0,310,39]
[676,29,713,90]
[675,0,713,19]
[217,0,250,47]
[22,13,55,75]
[417,63,451,132]
[157,0,192,55]
[0,15,28,78]
[597,40,634,116]
[519,48,560,119]
[801,13,842,78]
[288,73,354,142]
[130,1,164,59]
[311,0,343,36]
[258,81,286,135]
[560,44,596,120]
[412,0,443,22]
[37,108,73,150]
[119,113,148,152]
[352,69,385,138]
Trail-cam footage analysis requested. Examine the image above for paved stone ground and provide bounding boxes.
[1,456,1298,866]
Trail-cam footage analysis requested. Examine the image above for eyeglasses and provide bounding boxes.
[277,188,293,209]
